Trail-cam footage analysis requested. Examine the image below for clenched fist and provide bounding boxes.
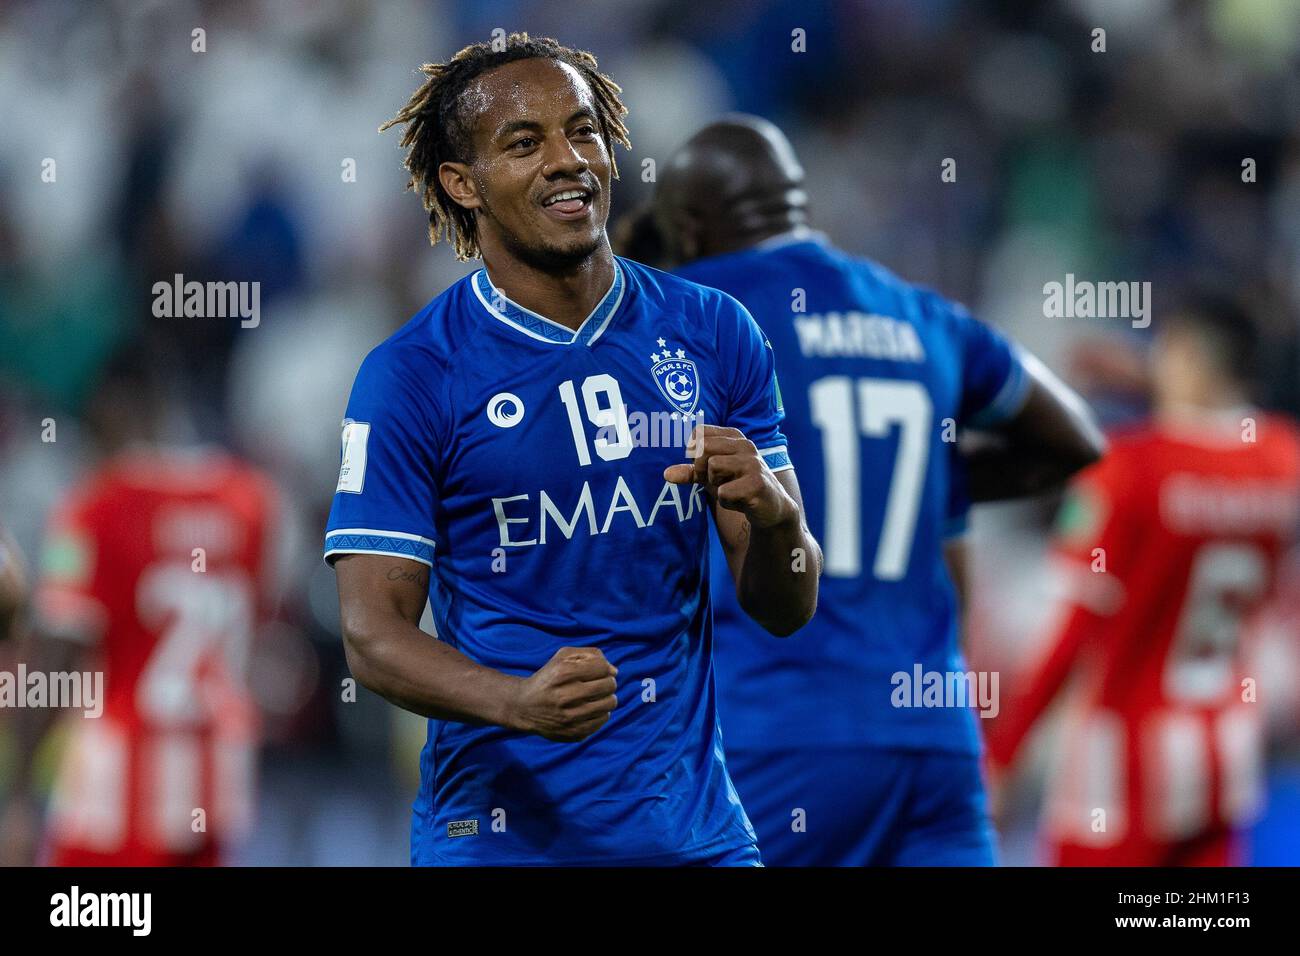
[506,646,618,742]
[664,425,798,530]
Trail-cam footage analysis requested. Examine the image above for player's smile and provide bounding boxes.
[538,182,596,222]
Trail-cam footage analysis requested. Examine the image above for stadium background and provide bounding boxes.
[2,0,1300,864]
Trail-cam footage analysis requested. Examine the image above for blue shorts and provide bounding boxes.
[724,746,997,866]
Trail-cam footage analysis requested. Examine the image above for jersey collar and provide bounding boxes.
[471,259,625,347]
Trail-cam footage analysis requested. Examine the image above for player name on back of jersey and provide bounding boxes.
[1160,473,1300,536]
[793,311,927,361]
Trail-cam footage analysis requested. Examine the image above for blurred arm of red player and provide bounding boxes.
[984,452,1134,787]
[1068,335,1151,399]
[962,351,1107,502]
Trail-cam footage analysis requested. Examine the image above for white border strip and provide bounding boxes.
[759,444,794,473]
[324,547,434,569]
[470,262,624,347]
[327,528,436,547]
[583,267,626,347]
[471,274,567,344]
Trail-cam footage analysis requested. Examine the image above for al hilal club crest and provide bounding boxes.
[650,336,699,415]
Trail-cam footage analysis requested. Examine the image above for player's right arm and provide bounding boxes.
[326,347,615,742]
[334,554,617,741]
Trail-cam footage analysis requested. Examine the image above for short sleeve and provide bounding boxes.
[714,293,791,473]
[34,495,107,642]
[323,346,445,567]
[925,293,1030,428]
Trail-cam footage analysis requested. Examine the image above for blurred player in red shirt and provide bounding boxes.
[987,296,1300,866]
[0,344,280,866]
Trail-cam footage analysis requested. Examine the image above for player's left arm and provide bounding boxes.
[678,293,821,636]
[962,352,1107,502]
[666,427,820,636]
[936,295,1105,502]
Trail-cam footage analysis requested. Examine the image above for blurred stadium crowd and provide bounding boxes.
[2,0,1300,863]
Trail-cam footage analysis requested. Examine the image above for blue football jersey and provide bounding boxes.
[675,233,1028,754]
[323,257,789,865]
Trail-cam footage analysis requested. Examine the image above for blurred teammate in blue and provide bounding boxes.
[325,41,820,866]
[644,116,1104,866]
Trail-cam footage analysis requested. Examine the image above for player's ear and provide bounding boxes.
[438,161,481,212]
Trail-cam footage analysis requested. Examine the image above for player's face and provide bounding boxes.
[1152,320,1216,407]
[459,58,612,267]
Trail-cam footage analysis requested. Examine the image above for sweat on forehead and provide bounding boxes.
[459,58,596,138]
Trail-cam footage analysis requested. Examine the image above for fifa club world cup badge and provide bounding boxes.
[650,336,699,415]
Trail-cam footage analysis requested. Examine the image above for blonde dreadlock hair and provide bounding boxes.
[379,33,631,261]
